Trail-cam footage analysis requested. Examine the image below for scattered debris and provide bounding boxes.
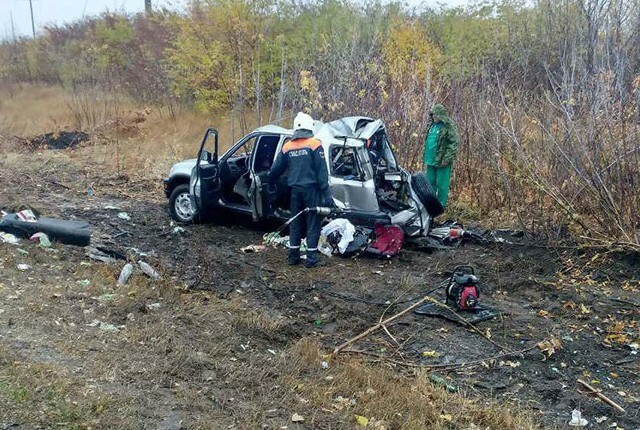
[88,248,118,264]
[139,260,161,279]
[146,302,161,310]
[117,212,131,221]
[263,231,292,248]
[76,279,91,287]
[429,374,457,392]
[16,209,37,222]
[29,232,51,247]
[95,247,127,261]
[16,263,31,271]
[87,320,121,332]
[0,232,19,245]
[569,409,588,427]
[355,415,369,426]
[291,413,305,423]
[538,337,562,358]
[173,226,186,234]
[241,244,267,253]
[118,263,134,286]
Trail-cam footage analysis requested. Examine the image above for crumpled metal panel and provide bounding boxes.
[329,178,379,212]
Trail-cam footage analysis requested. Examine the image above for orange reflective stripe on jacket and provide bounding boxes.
[282,137,322,153]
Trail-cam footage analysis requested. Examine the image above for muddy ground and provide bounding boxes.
[0,146,639,429]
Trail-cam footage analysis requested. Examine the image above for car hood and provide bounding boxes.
[169,158,197,177]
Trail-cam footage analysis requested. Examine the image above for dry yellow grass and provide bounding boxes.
[0,84,77,136]
[286,338,545,429]
[0,84,286,181]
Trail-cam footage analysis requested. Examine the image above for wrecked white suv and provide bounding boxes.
[163,116,443,237]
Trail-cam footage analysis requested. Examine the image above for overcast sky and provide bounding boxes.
[2,0,471,40]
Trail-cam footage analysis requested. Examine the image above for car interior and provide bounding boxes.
[215,127,407,217]
[260,137,291,212]
[330,146,362,180]
[218,134,290,210]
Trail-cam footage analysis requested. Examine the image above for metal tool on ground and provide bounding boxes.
[272,206,343,236]
[445,265,480,311]
[428,224,486,245]
[414,266,502,324]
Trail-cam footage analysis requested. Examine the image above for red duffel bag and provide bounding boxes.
[365,225,404,258]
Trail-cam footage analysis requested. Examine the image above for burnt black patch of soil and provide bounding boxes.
[29,131,90,150]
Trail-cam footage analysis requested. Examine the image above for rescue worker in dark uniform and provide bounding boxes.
[268,112,332,268]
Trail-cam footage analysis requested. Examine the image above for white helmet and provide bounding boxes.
[293,112,314,131]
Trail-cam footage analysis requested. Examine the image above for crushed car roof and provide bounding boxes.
[254,116,380,148]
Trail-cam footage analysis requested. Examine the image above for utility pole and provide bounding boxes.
[10,11,17,42]
[145,0,152,14]
[29,0,36,38]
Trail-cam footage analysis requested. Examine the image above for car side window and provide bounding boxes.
[230,136,255,157]
[252,135,281,172]
[330,146,362,180]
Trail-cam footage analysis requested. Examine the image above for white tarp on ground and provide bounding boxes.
[320,218,356,254]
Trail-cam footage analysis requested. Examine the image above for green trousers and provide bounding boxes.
[425,165,452,207]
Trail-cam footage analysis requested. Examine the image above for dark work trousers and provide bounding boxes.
[289,185,322,264]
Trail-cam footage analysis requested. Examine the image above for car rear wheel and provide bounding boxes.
[169,184,198,223]
[411,173,444,217]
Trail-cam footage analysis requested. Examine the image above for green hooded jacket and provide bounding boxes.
[423,104,459,166]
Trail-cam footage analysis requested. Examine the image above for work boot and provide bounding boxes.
[287,249,301,266]
[304,251,326,268]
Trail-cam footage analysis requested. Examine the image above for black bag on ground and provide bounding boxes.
[0,213,91,246]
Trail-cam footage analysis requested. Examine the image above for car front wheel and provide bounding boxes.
[169,184,198,223]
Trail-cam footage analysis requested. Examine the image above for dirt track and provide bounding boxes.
[1,149,640,429]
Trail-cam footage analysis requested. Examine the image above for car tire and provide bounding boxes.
[169,184,199,223]
[411,172,445,217]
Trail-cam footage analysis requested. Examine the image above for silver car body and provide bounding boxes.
[168,117,430,236]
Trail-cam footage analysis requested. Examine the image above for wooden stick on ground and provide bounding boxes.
[577,379,626,414]
[332,296,431,356]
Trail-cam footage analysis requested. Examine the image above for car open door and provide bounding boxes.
[247,134,282,221]
[190,128,220,214]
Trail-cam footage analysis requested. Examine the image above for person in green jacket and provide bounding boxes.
[423,104,459,207]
